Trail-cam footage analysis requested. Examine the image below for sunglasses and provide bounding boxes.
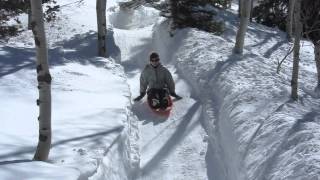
[150,58,159,62]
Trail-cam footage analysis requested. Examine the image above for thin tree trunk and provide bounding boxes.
[291,0,302,100]
[250,0,253,22]
[286,0,295,41]
[168,0,178,36]
[96,0,107,57]
[30,0,52,161]
[315,42,320,87]
[28,8,32,30]
[234,0,252,54]
[238,0,242,17]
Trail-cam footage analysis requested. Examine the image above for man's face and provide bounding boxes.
[150,57,160,67]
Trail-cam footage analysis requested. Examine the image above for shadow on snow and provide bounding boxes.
[0,28,120,78]
[140,102,201,175]
[0,126,123,164]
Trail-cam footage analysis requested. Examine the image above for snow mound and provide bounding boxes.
[109,6,160,30]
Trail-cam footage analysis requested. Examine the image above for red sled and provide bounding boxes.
[147,95,173,116]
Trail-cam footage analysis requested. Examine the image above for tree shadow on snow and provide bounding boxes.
[0,126,123,162]
[203,52,254,82]
[140,102,201,175]
[0,46,35,78]
[0,159,32,166]
[53,28,121,66]
[0,28,120,78]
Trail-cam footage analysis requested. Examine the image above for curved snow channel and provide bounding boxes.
[111,7,208,180]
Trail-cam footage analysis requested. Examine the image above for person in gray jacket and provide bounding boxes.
[134,52,182,108]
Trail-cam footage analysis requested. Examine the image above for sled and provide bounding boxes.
[147,95,173,116]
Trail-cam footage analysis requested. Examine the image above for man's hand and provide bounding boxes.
[170,92,182,100]
[133,91,146,102]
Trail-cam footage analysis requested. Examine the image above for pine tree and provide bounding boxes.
[0,0,59,39]
[252,0,288,31]
[167,0,223,34]
[120,0,223,34]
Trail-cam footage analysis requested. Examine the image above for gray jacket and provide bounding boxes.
[140,64,175,93]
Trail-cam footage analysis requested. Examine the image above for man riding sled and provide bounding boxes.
[134,52,182,110]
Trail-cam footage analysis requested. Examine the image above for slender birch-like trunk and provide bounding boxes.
[286,0,295,41]
[28,8,32,30]
[315,42,320,87]
[234,0,252,54]
[96,0,107,57]
[291,0,302,100]
[30,0,52,161]
[250,0,253,22]
[168,0,177,35]
[238,0,242,17]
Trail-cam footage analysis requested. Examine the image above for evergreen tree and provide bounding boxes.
[0,0,59,39]
[120,0,224,35]
[252,0,288,31]
[167,0,224,34]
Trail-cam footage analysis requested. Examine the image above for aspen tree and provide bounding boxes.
[234,0,252,54]
[291,0,302,100]
[96,0,107,57]
[30,0,52,161]
[286,0,295,41]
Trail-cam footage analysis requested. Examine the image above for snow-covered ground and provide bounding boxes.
[1,0,320,180]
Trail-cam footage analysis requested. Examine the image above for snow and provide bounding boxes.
[1,0,320,180]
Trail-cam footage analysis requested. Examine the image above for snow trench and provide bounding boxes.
[109,6,208,180]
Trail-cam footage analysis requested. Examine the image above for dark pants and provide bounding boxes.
[147,88,169,109]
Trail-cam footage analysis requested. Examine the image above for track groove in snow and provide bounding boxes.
[110,6,209,180]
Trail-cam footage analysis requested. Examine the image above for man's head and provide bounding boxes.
[149,52,160,67]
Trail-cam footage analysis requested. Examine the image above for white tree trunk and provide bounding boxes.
[250,0,253,22]
[238,0,242,17]
[291,0,302,100]
[286,0,295,41]
[28,9,32,30]
[234,0,252,54]
[96,0,107,57]
[30,0,52,161]
[315,42,320,87]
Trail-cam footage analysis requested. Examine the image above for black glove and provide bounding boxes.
[133,91,146,101]
[170,92,182,100]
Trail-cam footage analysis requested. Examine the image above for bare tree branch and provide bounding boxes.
[277,44,294,74]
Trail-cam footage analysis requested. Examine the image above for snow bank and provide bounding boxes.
[152,15,320,180]
[0,55,135,179]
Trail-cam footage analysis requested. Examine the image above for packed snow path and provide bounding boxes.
[110,7,209,180]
